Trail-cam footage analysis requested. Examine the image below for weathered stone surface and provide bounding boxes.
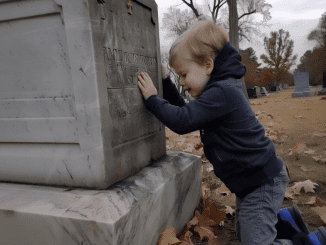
[0,0,165,188]
[0,152,201,245]
[292,72,316,98]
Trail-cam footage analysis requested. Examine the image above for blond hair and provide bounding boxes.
[169,20,229,67]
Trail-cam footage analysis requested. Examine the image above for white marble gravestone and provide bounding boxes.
[292,72,316,98]
[0,0,166,189]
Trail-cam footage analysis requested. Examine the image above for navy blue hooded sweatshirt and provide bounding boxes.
[144,42,284,198]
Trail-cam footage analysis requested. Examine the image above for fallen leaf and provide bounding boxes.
[290,180,319,194]
[194,142,203,150]
[313,132,326,137]
[266,122,275,127]
[157,227,182,245]
[315,197,325,207]
[217,184,232,196]
[312,156,326,164]
[194,210,216,229]
[203,199,226,224]
[317,158,326,164]
[306,196,316,204]
[267,114,274,119]
[312,156,322,161]
[187,216,199,229]
[202,182,210,199]
[320,97,326,100]
[179,230,194,245]
[304,149,316,155]
[311,206,326,224]
[223,205,235,215]
[194,226,220,245]
[207,167,214,172]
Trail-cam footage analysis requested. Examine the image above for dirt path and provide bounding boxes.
[165,86,326,244]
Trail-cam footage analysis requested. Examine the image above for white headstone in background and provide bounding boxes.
[0,0,166,189]
[292,72,316,98]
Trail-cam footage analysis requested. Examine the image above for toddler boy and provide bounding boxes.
[137,20,319,245]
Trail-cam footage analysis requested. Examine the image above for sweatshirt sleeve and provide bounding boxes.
[144,86,233,135]
[162,77,186,107]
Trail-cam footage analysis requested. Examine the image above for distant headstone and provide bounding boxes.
[276,86,281,93]
[254,86,262,97]
[0,0,166,189]
[292,72,316,98]
[317,70,326,95]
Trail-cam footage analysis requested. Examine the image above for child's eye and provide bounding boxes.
[182,74,186,78]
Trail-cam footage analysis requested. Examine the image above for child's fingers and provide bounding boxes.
[137,80,144,90]
[140,72,151,82]
[138,74,146,84]
[144,72,151,80]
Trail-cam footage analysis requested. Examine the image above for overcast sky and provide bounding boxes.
[155,0,324,69]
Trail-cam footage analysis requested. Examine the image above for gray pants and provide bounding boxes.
[235,164,294,245]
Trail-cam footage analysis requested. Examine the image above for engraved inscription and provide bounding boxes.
[104,47,158,88]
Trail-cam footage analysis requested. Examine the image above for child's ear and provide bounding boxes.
[205,57,214,75]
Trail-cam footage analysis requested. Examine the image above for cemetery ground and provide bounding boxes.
[161,86,326,245]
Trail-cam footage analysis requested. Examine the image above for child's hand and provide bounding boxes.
[137,72,158,100]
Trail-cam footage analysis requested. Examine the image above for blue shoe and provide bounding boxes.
[308,227,326,245]
[278,204,310,235]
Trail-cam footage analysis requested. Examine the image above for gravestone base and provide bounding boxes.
[317,88,326,95]
[291,90,316,98]
[0,152,201,245]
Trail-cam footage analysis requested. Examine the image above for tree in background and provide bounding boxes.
[294,50,312,73]
[162,7,197,37]
[294,50,316,84]
[305,46,326,85]
[241,52,260,88]
[260,29,297,85]
[308,11,326,48]
[240,47,261,64]
[260,67,275,88]
[181,0,272,44]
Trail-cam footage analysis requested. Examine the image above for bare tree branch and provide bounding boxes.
[181,0,201,18]
[239,9,257,20]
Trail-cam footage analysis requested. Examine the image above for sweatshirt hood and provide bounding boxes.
[207,42,246,85]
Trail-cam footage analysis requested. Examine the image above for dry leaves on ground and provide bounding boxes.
[284,179,326,224]
[288,142,326,164]
[157,180,232,245]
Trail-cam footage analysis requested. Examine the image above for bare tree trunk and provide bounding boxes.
[227,0,249,100]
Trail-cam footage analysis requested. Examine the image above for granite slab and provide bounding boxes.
[0,152,202,245]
